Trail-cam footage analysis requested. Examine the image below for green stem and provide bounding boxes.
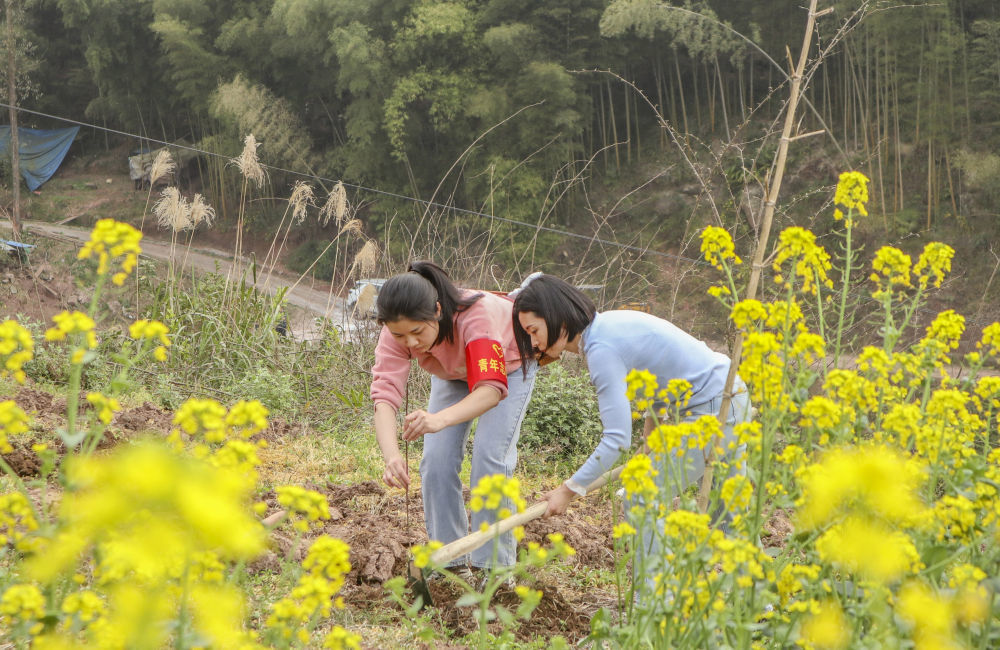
[833,216,854,366]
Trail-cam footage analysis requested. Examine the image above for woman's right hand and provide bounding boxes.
[383,454,410,489]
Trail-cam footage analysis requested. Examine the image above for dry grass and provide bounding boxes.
[350,240,380,278]
[320,181,349,227]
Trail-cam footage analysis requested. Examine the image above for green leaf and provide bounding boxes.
[455,592,483,608]
[57,427,87,449]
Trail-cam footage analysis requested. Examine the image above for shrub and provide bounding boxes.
[519,363,603,465]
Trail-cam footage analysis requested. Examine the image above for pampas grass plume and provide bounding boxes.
[289,181,315,225]
[235,134,266,188]
[149,150,175,187]
[351,239,380,277]
[154,187,193,232]
[319,181,348,227]
[339,218,363,237]
[190,193,216,229]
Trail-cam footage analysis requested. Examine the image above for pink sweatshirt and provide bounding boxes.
[370,291,523,411]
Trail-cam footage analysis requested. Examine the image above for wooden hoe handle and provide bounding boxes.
[427,463,625,567]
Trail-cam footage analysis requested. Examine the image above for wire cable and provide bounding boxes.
[0,102,710,266]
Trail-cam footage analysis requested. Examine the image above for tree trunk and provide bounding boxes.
[5,0,21,240]
[606,80,620,173]
[673,50,689,137]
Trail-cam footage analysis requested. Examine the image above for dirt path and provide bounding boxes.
[6,220,351,342]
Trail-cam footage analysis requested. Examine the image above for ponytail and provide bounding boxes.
[375,261,482,346]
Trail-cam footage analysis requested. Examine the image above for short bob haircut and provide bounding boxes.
[511,274,596,374]
[376,261,481,347]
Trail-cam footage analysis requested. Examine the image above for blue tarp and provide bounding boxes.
[0,126,80,191]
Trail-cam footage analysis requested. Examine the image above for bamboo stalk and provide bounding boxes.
[697,0,826,514]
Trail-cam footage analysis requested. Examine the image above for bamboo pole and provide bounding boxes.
[697,0,828,514]
[5,0,21,240]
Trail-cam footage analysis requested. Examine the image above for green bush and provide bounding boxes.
[519,363,602,466]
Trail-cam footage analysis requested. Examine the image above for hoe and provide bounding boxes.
[407,464,624,607]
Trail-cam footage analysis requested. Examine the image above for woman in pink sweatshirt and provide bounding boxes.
[370,261,537,572]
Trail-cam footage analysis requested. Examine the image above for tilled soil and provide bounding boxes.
[253,477,617,644]
[258,480,615,645]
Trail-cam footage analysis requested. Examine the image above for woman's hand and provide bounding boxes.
[402,409,447,441]
[383,454,410,488]
[541,483,577,517]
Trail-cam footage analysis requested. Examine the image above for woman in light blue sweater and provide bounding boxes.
[509,273,751,519]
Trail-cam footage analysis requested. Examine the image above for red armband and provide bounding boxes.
[465,338,508,392]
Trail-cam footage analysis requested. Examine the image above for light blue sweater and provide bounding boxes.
[569,310,731,491]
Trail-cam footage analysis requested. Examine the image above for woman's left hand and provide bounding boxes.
[402,409,446,440]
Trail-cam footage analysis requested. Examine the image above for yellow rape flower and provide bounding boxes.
[171,398,227,443]
[277,486,331,532]
[896,580,958,650]
[799,396,843,431]
[881,403,922,449]
[0,319,33,383]
[302,535,351,591]
[0,583,46,632]
[324,626,362,650]
[923,310,964,351]
[791,331,825,364]
[772,227,834,295]
[620,454,658,500]
[625,368,658,417]
[777,563,821,607]
[28,442,266,584]
[765,299,805,331]
[720,475,753,511]
[815,516,921,583]
[659,378,693,409]
[61,590,105,625]
[45,311,98,356]
[547,532,576,557]
[707,285,731,299]
[730,299,767,330]
[0,400,30,454]
[662,510,713,553]
[86,392,121,425]
[974,376,1000,410]
[613,522,637,538]
[77,219,142,286]
[0,490,39,548]
[913,242,954,289]
[834,170,870,218]
[870,246,912,297]
[932,495,977,542]
[410,540,443,569]
[188,583,260,649]
[129,319,171,361]
[469,474,526,515]
[798,599,850,649]
[225,400,269,439]
[796,445,926,530]
[700,226,742,270]
[975,322,1000,358]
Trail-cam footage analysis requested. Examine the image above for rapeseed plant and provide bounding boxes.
[588,171,999,648]
[0,218,359,649]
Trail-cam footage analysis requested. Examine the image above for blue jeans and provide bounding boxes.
[633,381,753,591]
[421,363,537,568]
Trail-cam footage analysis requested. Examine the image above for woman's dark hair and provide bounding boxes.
[376,261,482,346]
[511,274,596,374]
